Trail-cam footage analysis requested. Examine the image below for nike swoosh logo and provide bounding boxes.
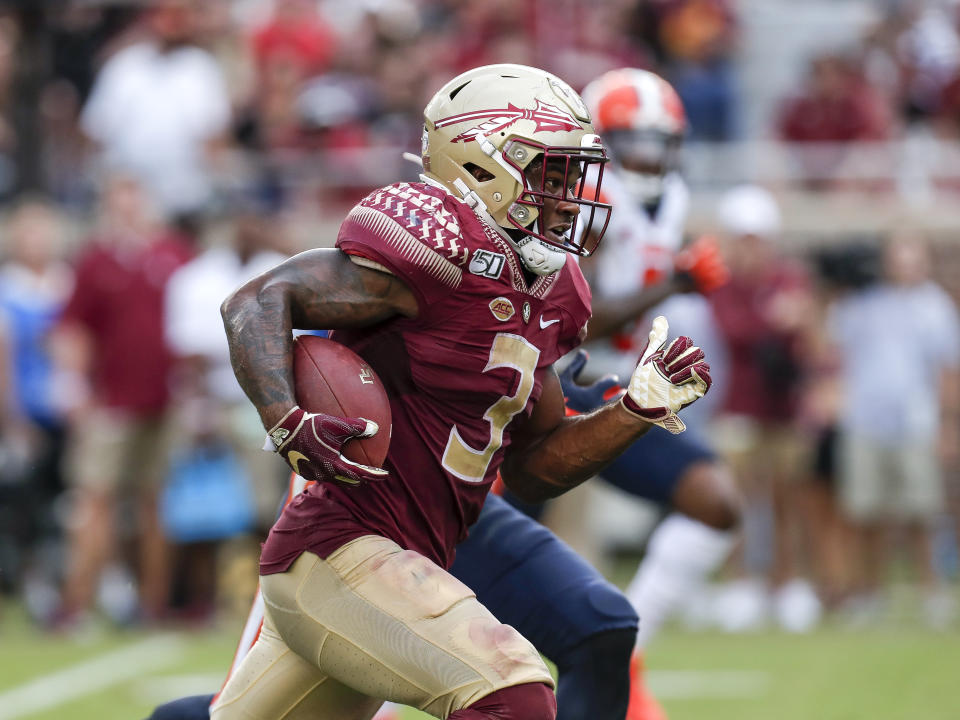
[288,451,310,475]
[539,316,560,329]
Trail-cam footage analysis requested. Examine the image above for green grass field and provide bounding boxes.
[1,600,958,720]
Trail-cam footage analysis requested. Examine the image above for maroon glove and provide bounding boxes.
[266,407,389,486]
[620,316,712,434]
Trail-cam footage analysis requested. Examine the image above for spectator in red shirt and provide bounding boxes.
[709,185,823,632]
[252,0,337,80]
[778,53,891,188]
[712,201,809,427]
[248,0,338,151]
[51,174,193,628]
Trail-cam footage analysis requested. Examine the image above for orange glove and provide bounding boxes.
[674,235,729,294]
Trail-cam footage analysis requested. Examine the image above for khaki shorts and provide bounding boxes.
[839,434,944,522]
[710,415,809,485]
[67,407,171,492]
[211,536,553,720]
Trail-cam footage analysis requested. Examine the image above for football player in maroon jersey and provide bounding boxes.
[213,64,711,720]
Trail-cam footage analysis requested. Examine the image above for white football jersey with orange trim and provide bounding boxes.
[579,169,690,381]
[592,169,689,300]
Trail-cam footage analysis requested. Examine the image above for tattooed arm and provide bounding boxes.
[221,248,418,429]
[501,368,650,502]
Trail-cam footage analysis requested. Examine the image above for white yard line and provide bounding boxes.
[133,672,225,705]
[0,635,184,719]
[649,670,771,699]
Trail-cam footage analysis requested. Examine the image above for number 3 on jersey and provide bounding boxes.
[442,333,541,482]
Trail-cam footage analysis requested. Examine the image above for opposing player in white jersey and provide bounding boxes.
[574,68,741,720]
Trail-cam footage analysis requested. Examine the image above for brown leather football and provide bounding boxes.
[292,334,392,467]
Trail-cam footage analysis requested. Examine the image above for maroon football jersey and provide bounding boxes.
[260,182,591,573]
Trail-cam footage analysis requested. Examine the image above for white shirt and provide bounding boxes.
[165,246,286,402]
[82,42,231,215]
[582,170,687,372]
[592,170,689,300]
[577,169,728,424]
[829,281,960,441]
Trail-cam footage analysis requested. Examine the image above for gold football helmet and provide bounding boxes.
[422,64,611,274]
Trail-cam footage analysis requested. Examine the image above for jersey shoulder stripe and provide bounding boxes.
[349,182,477,289]
[346,204,462,290]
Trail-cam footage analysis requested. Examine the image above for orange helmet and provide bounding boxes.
[581,68,687,203]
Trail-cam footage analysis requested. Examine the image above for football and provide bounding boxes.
[292,334,392,467]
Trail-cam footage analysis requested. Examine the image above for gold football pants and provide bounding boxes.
[211,535,553,719]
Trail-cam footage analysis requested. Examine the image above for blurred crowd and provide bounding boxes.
[5,1,960,204]
[700,189,960,632]
[0,0,958,633]
[0,0,746,213]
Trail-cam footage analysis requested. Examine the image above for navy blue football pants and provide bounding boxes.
[507,423,716,520]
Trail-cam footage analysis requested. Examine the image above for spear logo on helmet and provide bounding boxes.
[436,100,580,143]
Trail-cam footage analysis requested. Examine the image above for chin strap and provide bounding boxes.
[513,236,568,275]
[412,139,568,276]
[449,178,565,276]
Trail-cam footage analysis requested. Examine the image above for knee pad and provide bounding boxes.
[552,578,638,655]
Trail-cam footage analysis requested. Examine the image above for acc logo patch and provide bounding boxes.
[469,249,505,279]
[489,297,515,322]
